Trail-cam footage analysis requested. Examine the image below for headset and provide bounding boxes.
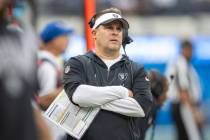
[88,14,97,29]
[122,29,133,48]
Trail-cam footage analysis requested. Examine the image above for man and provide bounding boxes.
[0,0,51,140]
[38,21,73,109]
[138,70,168,140]
[63,7,153,140]
[165,40,204,140]
[37,21,73,140]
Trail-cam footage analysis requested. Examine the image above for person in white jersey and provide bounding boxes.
[38,21,73,140]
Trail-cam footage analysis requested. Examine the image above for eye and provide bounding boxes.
[117,27,122,32]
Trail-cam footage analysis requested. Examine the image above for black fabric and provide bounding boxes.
[172,103,189,140]
[0,24,38,140]
[137,103,158,140]
[63,51,153,140]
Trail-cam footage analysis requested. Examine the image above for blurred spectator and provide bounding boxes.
[37,21,73,110]
[138,70,168,140]
[0,0,51,140]
[37,21,73,140]
[165,39,205,140]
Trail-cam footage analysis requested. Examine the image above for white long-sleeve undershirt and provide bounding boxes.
[72,85,145,117]
[101,97,145,117]
[72,85,128,107]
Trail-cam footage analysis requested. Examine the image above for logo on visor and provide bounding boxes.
[112,14,119,18]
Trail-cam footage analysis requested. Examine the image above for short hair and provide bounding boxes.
[181,39,192,49]
[96,7,122,19]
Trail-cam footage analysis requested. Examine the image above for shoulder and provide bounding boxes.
[64,54,91,73]
[129,60,145,73]
[176,56,188,70]
[39,61,56,71]
[65,52,93,65]
[66,54,88,65]
[38,63,57,78]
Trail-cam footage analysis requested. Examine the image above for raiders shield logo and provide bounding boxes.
[118,73,128,81]
[112,13,119,18]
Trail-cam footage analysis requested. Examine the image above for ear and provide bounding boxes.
[92,30,97,40]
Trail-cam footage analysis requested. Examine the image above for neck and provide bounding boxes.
[182,54,191,62]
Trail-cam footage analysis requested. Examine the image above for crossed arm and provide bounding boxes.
[72,85,145,117]
[63,57,152,118]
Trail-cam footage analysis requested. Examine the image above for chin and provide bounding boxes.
[108,44,121,51]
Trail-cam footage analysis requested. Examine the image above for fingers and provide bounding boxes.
[128,90,133,97]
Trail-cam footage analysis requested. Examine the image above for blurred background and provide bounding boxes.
[12,0,210,139]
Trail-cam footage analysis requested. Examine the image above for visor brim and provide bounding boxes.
[100,18,129,29]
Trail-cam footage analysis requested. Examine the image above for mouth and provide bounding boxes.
[110,39,119,43]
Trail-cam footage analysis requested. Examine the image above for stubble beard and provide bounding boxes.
[104,44,121,55]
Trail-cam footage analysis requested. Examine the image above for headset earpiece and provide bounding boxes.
[122,29,128,43]
[88,14,97,28]
[122,29,133,47]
